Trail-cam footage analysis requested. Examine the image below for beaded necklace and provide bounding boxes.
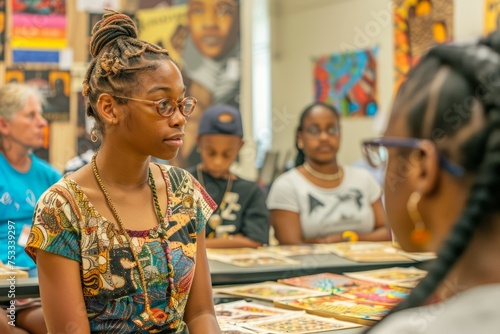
[303,161,343,181]
[91,153,175,324]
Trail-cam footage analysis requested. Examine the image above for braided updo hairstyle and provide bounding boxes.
[82,10,172,136]
[294,102,340,166]
[365,31,500,332]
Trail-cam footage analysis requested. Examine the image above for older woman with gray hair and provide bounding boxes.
[0,83,60,334]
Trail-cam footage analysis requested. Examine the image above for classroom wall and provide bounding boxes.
[269,0,484,167]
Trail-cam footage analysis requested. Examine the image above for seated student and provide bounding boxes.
[267,102,390,245]
[362,30,500,334]
[188,104,270,248]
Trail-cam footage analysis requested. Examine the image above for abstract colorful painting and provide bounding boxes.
[313,47,378,118]
[485,0,500,35]
[393,0,454,93]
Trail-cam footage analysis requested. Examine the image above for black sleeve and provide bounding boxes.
[241,183,270,245]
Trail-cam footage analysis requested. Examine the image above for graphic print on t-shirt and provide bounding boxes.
[308,194,325,214]
[308,189,365,232]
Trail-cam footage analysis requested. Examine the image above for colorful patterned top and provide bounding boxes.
[25,165,216,333]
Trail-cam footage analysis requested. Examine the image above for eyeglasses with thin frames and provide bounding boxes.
[113,96,197,117]
[302,125,340,137]
[361,137,464,177]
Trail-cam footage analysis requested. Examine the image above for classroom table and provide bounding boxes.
[210,252,428,286]
[0,253,429,300]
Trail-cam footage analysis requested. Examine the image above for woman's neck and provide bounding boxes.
[1,142,32,172]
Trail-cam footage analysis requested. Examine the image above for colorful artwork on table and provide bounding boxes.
[343,266,428,288]
[332,283,410,306]
[278,273,370,294]
[393,0,454,93]
[5,69,70,122]
[313,47,378,118]
[485,0,500,35]
[207,249,300,267]
[274,295,392,326]
[214,282,329,302]
[242,312,360,334]
[215,300,298,327]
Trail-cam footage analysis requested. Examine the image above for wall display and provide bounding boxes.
[485,0,500,34]
[5,69,71,122]
[313,47,378,118]
[11,0,67,63]
[136,0,241,167]
[393,0,454,93]
[0,0,5,61]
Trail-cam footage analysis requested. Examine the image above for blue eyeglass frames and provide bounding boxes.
[361,137,465,177]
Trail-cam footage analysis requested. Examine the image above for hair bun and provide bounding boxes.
[89,10,138,58]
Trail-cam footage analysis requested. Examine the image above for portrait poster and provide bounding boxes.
[313,47,378,118]
[136,0,241,168]
[393,0,454,93]
[485,0,500,35]
[11,0,67,50]
[5,68,70,122]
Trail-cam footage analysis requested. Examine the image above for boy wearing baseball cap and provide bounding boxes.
[188,104,269,248]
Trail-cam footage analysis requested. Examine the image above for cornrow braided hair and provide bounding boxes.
[365,31,500,333]
[82,10,171,135]
[294,102,340,167]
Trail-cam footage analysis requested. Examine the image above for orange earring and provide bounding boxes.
[407,192,431,246]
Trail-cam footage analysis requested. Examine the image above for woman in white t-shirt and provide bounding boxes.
[267,102,390,244]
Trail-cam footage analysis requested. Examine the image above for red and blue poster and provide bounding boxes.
[313,47,378,118]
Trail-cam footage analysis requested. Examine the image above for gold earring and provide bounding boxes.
[90,128,99,143]
[407,192,431,246]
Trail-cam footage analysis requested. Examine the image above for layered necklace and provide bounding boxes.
[303,161,343,181]
[196,163,233,231]
[91,153,175,325]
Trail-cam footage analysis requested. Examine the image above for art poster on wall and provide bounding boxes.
[5,69,71,122]
[11,0,67,64]
[393,0,454,93]
[313,47,378,118]
[0,0,5,62]
[136,0,241,167]
[485,0,500,35]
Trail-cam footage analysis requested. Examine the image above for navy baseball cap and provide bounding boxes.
[198,104,243,137]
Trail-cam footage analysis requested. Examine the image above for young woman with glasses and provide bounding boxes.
[25,11,221,333]
[360,30,500,333]
[267,102,391,245]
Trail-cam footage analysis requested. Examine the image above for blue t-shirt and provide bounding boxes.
[0,153,61,274]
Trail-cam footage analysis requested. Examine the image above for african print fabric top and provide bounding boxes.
[25,165,216,333]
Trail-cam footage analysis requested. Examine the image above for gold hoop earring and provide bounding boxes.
[407,192,431,246]
[90,128,99,143]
